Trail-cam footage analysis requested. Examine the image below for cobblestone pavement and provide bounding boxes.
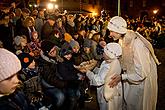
[83,48,165,110]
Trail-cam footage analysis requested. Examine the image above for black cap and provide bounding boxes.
[41,40,55,54]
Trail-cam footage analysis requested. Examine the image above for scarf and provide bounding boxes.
[27,27,36,40]
[120,30,160,76]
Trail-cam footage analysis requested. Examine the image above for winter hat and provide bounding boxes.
[48,14,56,21]
[18,53,34,68]
[104,43,122,59]
[83,39,92,48]
[60,42,72,57]
[22,8,31,14]
[64,33,73,42]
[14,35,27,46]
[14,36,22,46]
[69,40,80,49]
[41,40,56,54]
[0,48,21,81]
[107,16,127,34]
[32,9,38,16]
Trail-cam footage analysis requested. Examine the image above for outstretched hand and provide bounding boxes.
[108,74,121,88]
[79,68,88,73]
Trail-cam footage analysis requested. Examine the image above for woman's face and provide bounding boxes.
[109,31,122,41]
[28,20,33,27]
[0,74,19,95]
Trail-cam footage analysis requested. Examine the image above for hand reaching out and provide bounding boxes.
[108,74,121,88]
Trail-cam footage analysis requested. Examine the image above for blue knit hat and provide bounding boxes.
[60,42,72,57]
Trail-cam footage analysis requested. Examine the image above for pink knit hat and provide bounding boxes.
[0,48,21,81]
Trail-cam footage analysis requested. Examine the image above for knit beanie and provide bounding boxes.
[83,39,92,48]
[64,33,73,43]
[14,35,27,46]
[104,43,122,59]
[0,48,21,81]
[60,42,72,57]
[48,14,56,21]
[14,36,22,46]
[41,40,56,55]
[107,16,127,34]
[69,40,80,49]
[18,53,34,68]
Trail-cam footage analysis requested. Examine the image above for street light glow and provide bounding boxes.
[47,3,54,10]
[29,4,32,7]
[34,4,37,7]
[50,0,56,2]
[92,12,97,16]
[153,9,159,14]
[54,4,58,9]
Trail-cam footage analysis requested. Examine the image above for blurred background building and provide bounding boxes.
[0,0,165,17]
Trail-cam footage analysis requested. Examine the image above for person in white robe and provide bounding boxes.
[107,16,160,110]
[81,43,123,110]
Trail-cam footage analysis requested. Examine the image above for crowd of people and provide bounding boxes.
[0,2,164,110]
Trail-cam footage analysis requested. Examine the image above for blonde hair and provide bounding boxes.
[23,16,35,27]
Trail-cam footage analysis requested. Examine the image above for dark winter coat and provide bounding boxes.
[41,21,54,40]
[0,24,15,52]
[0,91,32,110]
[57,58,80,89]
[38,54,67,89]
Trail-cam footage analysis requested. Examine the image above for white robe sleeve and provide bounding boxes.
[86,61,110,86]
